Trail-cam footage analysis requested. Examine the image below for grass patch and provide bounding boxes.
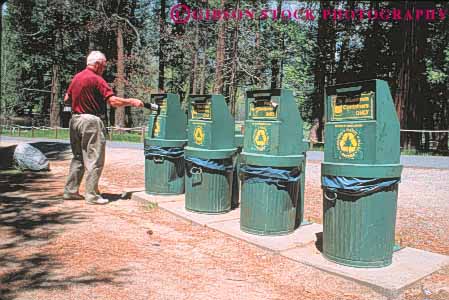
[0,169,23,176]
[108,131,142,143]
[1,128,70,140]
[400,149,449,157]
[145,201,159,211]
[1,128,142,143]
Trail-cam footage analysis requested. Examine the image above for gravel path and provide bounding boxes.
[1,142,449,300]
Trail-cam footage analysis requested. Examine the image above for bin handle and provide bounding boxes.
[277,182,288,188]
[324,190,338,202]
[191,166,203,184]
[154,157,164,163]
[191,166,203,175]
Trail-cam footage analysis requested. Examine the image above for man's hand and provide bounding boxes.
[130,99,144,108]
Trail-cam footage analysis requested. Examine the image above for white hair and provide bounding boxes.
[86,51,106,66]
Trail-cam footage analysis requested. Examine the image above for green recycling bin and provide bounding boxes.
[184,94,237,214]
[239,89,308,235]
[321,79,402,268]
[145,93,187,195]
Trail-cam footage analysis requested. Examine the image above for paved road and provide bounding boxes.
[2,135,449,169]
[305,151,449,170]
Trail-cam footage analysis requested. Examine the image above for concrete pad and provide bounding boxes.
[281,245,449,298]
[131,191,184,205]
[158,201,240,226]
[208,220,322,252]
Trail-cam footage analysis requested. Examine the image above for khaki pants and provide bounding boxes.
[64,114,106,201]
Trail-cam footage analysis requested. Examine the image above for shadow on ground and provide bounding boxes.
[101,193,123,202]
[0,166,127,299]
[29,142,72,161]
[315,232,323,253]
[0,145,16,169]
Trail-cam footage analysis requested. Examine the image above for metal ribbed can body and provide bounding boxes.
[185,160,233,214]
[145,157,185,195]
[240,179,300,235]
[323,188,398,268]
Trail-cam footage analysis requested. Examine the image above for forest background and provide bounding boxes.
[0,0,448,152]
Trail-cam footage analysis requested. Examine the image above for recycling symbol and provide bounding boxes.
[193,126,205,145]
[337,129,361,159]
[253,127,269,151]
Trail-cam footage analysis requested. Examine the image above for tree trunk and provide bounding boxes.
[437,92,448,151]
[270,0,283,89]
[310,0,336,143]
[0,0,8,116]
[88,0,102,51]
[253,0,265,86]
[254,19,262,86]
[213,0,226,94]
[440,2,449,151]
[395,1,429,149]
[335,1,356,83]
[158,0,166,91]
[49,64,61,127]
[361,1,382,80]
[50,25,63,128]
[229,0,240,116]
[190,21,200,94]
[200,37,207,94]
[115,23,126,128]
[125,0,138,128]
[198,1,208,94]
[0,2,3,115]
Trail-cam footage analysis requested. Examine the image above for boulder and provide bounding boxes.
[13,143,50,171]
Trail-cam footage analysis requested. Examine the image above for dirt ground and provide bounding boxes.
[1,143,449,300]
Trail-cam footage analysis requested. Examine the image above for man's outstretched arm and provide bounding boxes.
[107,96,144,108]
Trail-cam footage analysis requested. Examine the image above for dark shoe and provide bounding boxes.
[63,193,85,200]
[86,197,109,205]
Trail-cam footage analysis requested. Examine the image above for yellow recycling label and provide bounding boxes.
[253,127,269,151]
[334,104,343,114]
[193,126,205,145]
[336,128,361,159]
[154,120,160,137]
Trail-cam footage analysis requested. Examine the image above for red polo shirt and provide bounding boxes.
[66,68,114,115]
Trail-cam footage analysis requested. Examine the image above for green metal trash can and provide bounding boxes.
[239,89,308,235]
[144,141,185,195]
[321,80,403,268]
[240,165,302,235]
[184,94,237,214]
[185,157,234,213]
[145,93,187,195]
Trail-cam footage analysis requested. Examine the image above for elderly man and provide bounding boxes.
[63,51,144,204]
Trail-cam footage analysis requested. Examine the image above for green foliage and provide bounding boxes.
[427,69,448,85]
[282,20,315,120]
